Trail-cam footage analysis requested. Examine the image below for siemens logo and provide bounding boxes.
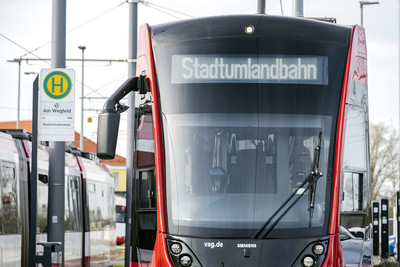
[237,244,257,248]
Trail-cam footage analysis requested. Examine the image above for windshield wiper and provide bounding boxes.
[308,132,322,227]
[252,132,323,239]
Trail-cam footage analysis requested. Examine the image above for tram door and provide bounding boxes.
[133,111,157,264]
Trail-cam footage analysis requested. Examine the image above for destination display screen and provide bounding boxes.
[171,55,328,85]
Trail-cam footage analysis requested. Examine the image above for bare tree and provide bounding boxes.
[370,123,399,202]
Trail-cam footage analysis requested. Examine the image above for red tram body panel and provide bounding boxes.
[0,129,117,267]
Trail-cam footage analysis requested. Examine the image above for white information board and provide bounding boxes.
[39,69,75,141]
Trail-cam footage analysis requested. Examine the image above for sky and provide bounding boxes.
[0,0,398,157]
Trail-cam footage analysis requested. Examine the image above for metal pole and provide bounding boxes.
[398,0,400,258]
[398,0,400,197]
[125,1,137,266]
[5,58,22,128]
[29,75,39,267]
[398,0,400,191]
[78,46,86,151]
[257,0,266,14]
[359,1,380,26]
[48,0,66,266]
[360,4,364,26]
[292,0,304,17]
[17,58,21,129]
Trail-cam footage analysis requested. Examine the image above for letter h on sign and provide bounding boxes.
[52,77,64,93]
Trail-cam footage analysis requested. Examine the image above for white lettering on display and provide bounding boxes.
[173,55,328,85]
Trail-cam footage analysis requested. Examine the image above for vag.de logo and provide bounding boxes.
[204,241,224,249]
[43,71,72,100]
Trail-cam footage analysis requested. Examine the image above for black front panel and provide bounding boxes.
[151,15,351,241]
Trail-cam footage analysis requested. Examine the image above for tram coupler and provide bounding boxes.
[35,242,62,267]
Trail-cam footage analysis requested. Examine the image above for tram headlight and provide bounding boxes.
[302,255,315,267]
[244,25,255,34]
[179,254,193,267]
[312,243,325,256]
[167,239,202,267]
[170,242,183,255]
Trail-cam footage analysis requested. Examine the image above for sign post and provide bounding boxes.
[29,76,39,267]
[381,197,389,259]
[372,201,380,256]
[39,69,75,141]
[47,1,67,265]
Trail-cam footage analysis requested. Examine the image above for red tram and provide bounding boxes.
[98,15,372,267]
[0,129,117,266]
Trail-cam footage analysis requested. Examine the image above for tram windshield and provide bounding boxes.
[154,34,348,238]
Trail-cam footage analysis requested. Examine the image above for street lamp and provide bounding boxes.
[359,1,379,26]
[78,46,86,151]
[7,58,21,129]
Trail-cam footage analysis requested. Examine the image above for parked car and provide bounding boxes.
[340,225,373,266]
[349,227,366,239]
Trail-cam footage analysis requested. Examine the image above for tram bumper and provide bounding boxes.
[165,235,332,267]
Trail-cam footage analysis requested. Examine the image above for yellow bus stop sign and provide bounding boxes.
[43,71,72,100]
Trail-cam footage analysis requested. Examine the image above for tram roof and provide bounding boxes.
[150,15,352,47]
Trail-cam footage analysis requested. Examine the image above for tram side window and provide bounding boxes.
[343,105,367,170]
[342,172,367,211]
[103,184,115,228]
[0,164,19,234]
[88,182,114,230]
[37,174,48,233]
[342,103,370,213]
[88,182,97,231]
[88,182,104,231]
[137,169,157,250]
[109,185,116,227]
[138,170,156,210]
[65,176,81,232]
[96,183,105,229]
